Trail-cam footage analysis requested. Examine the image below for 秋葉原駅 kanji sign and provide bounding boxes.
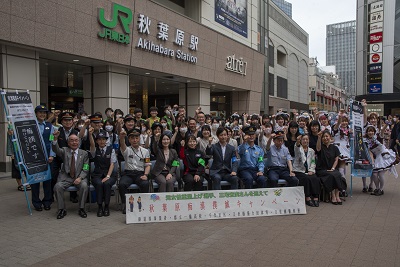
[98,3,133,44]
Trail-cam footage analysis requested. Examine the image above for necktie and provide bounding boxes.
[101,148,105,157]
[70,151,76,178]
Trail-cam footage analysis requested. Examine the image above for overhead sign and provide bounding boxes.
[370,11,383,23]
[369,32,383,43]
[98,3,133,44]
[368,73,382,83]
[370,22,383,33]
[225,54,247,76]
[369,53,382,63]
[215,0,248,38]
[369,42,382,53]
[135,13,199,64]
[368,63,382,73]
[126,187,306,224]
[369,83,382,94]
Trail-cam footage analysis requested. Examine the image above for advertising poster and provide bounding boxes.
[369,83,382,94]
[350,101,373,177]
[215,0,248,38]
[126,187,306,224]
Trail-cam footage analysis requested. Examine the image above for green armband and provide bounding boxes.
[198,158,205,166]
[258,156,263,162]
[49,134,54,141]
[172,160,180,167]
[83,163,89,171]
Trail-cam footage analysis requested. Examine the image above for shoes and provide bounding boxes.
[70,197,78,203]
[305,200,315,207]
[79,208,87,218]
[34,206,43,212]
[44,206,51,211]
[57,209,67,219]
[362,188,367,193]
[103,207,110,217]
[375,189,384,196]
[368,187,373,192]
[122,204,126,214]
[371,189,379,195]
[97,207,104,217]
[313,200,320,207]
[337,201,343,205]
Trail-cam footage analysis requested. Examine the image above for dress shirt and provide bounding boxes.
[238,143,265,172]
[266,144,292,168]
[220,143,227,160]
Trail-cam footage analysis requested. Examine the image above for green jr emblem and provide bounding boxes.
[98,3,133,44]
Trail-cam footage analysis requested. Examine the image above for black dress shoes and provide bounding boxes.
[44,206,51,211]
[305,200,314,207]
[97,207,104,217]
[57,209,67,219]
[79,208,87,218]
[103,207,110,217]
[34,206,43,211]
[313,200,320,207]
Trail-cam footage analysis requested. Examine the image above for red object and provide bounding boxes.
[370,32,383,44]
[371,53,380,63]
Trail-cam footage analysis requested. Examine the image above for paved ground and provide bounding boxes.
[1,166,400,267]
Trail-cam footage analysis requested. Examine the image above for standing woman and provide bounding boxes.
[284,121,300,158]
[151,133,179,192]
[316,130,347,205]
[293,134,320,207]
[332,112,351,194]
[308,120,321,152]
[145,122,163,161]
[365,125,398,196]
[179,135,206,191]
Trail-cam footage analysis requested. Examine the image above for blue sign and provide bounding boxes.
[215,0,248,38]
[368,63,382,73]
[369,83,382,94]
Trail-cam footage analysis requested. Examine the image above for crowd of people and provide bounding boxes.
[7,101,400,219]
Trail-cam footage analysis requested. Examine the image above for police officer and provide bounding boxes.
[80,113,105,151]
[118,128,151,214]
[238,125,267,189]
[88,128,117,217]
[31,105,55,211]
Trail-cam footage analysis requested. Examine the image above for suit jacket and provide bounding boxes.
[206,143,238,176]
[52,142,89,182]
[151,147,179,177]
[292,144,316,173]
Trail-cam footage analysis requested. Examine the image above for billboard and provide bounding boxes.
[370,22,383,33]
[369,83,382,94]
[369,42,382,53]
[215,0,248,38]
[369,32,383,43]
[368,63,382,73]
[369,53,382,63]
[368,73,382,83]
[370,11,383,23]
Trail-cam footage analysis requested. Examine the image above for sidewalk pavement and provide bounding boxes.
[1,166,400,267]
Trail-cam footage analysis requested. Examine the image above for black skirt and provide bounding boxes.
[294,172,321,197]
[316,170,347,192]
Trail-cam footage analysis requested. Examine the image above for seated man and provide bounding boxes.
[206,127,238,190]
[265,131,299,188]
[118,128,151,214]
[238,125,266,189]
[52,132,89,219]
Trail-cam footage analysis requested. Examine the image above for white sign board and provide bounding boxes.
[126,187,306,224]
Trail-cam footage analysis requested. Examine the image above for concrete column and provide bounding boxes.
[0,46,40,172]
[83,65,130,115]
[186,83,210,117]
[232,90,262,115]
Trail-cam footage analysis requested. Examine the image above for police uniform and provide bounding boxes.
[31,105,55,211]
[90,130,117,217]
[82,114,106,152]
[119,129,151,207]
[238,125,267,189]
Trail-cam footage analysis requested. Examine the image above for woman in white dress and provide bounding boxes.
[332,112,351,187]
[364,125,398,196]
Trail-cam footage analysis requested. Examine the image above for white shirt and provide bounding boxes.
[220,143,227,160]
[122,146,151,172]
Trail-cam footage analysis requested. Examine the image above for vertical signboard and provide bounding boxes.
[367,1,384,94]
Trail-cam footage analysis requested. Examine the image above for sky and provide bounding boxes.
[290,0,357,66]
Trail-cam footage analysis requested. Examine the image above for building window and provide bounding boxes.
[277,76,287,98]
[277,50,286,67]
[269,73,274,95]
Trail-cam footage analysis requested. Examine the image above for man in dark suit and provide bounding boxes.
[206,127,238,190]
[52,131,89,219]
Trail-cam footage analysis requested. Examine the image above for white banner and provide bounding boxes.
[126,187,306,224]
[370,22,383,33]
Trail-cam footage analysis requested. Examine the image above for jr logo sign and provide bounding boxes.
[98,3,133,44]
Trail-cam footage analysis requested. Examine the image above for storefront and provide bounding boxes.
[0,0,264,171]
